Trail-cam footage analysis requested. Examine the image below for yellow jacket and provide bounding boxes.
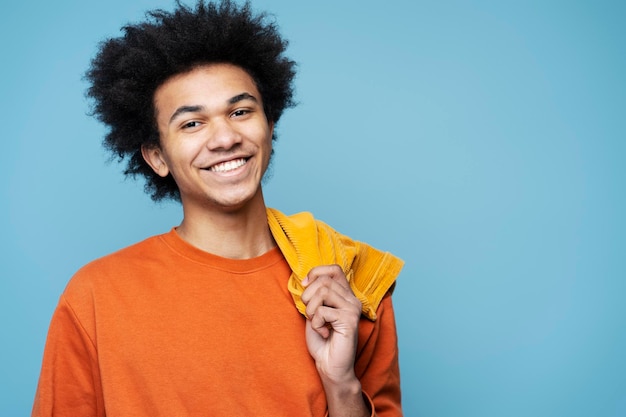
[267,208,404,321]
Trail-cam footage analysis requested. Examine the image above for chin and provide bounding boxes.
[211,189,264,212]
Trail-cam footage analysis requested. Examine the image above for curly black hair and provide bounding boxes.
[86,0,297,201]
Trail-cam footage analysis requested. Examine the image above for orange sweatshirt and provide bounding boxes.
[33,229,402,416]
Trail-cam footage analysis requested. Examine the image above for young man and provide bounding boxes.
[32,1,404,416]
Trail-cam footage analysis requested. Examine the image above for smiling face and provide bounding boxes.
[143,63,274,215]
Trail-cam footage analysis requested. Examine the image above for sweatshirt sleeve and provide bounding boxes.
[356,292,403,417]
[32,295,105,417]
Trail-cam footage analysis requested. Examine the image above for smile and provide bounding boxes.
[209,158,248,173]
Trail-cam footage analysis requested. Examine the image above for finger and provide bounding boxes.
[303,284,357,319]
[302,264,349,288]
[308,313,331,339]
[301,274,355,307]
[309,305,359,338]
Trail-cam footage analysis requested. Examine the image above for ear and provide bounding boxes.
[141,144,170,178]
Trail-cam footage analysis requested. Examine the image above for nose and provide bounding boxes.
[206,118,242,151]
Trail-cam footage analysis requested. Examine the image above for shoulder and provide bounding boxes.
[63,232,170,298]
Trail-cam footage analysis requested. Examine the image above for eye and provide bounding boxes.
[182,120,202,129]
[231,109,250,118]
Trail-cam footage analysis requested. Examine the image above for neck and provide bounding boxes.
[176,194,275,259]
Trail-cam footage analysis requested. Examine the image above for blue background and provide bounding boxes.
[1,0,625,415]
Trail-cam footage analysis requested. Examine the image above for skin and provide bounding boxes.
[303,265,369,417]
[143,63,275,259]
[142,64,369,416]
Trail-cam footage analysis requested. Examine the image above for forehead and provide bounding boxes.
[153,64,261,117]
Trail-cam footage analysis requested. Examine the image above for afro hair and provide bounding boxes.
[86,0,297,201]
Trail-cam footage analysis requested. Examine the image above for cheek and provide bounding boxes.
[262,137,273,163]
[164,141,203,166]
[246,125,273,156]
[261,126,274,149]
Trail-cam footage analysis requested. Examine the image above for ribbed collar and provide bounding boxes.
[159,227,285,274]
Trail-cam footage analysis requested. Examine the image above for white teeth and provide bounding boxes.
[210,158,247,172]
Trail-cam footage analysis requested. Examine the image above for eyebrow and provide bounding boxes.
[168,92,259,125]
[168,105,204,125]
[229,92,258,105]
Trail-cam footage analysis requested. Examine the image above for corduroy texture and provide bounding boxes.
[267,208,404,321]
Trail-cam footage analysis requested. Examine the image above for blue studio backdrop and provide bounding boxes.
[1,0,625,416]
